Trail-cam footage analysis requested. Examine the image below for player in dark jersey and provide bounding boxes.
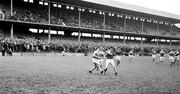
[115,47,123,66]
[174,49,180,65]
[158,49,165,64]
[103,47,118,76]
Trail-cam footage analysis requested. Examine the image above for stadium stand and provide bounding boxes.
[12,3,48,24]
[126,19,142,33]
[0,0,180,56]
[51,6,79,26]
[105,14,124,31]
[81,10,104,29]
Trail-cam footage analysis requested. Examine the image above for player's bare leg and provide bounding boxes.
[111,61,118,76]
[170,61,174,67]
[104,59,117,76]
[89,63,98,73]
[153,57,155,62]
[103,63,109,75]
[98,64,103,74]
[117,60,120,66]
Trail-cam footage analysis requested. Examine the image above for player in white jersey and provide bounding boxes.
[168,50,175,67]
[103,47,118,76]
[152,49,157,62]
[128,49,134,63]
[158,49,165,64]
[89,46,105,74]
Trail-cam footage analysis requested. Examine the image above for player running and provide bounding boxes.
[168,50,175,67]
[158,49,165,64]
[103,47,118,76]
[89,46,105,74]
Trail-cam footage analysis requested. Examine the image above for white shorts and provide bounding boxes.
[152,54,156,58]
[105,59,116,67]
[169,56,175,62]
[160,57,165,61]
[115,55,121,61]
[129,55,134,58]
[175,56,180,61]
[92,58,104,65]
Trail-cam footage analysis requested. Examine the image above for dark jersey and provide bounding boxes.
[175,51,180,56]
[169,51,174,56]
[129,51,133,56]
[160,53,165,57]
[106,50,114,59]
[106,53,114,59]
[115,51,123,55]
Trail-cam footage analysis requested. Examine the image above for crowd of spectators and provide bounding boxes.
[126,19,142,33]
[0,2,180,55]
[0,30,179,56]
[105,16,124,31]
[51,7,79,27]
[12,5,48,24]
[81,11,104,29]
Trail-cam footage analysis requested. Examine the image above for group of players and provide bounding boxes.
[152,49,180,67]
[88,46,135,76]
[89,46,180,76]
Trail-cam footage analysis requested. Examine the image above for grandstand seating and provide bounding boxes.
[0,0,180,55]
[51,7,79,27]
[0,1,179,37]
[13,4,48,24]
[81,11,104,29]
[126,19,142,33]
[171,26,180,38]
[105,15,124,31]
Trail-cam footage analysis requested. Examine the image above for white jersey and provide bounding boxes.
[92,49,104,64]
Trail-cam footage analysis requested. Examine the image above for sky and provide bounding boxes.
[114,0,180,15]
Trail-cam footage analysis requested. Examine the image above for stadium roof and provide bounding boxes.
[51,0,180,23]
[83,0,180,21]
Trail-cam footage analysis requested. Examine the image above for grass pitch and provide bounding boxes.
[0,55,180,94]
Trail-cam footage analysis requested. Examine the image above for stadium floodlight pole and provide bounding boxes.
[170,23,173,35]
[170,39,172,47]
[48,27,51,43]
[123,35,126,44]
[10,24,14,39]
[78,30,81,43]
[123,16,126,45]
[124,16,126,33]
[156,38,159,46]
[10,0,13,16]
[103,12,106,29]
[170,24,173,47]
[156,21,159,46]
[78,9,81,43]
[156,21,159,36]
[103,33,105,43]
[141,19,144,46]
[103,12,105,43]
[48,1,51,42]
[10,0,14,39]
[78,9,81,28]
